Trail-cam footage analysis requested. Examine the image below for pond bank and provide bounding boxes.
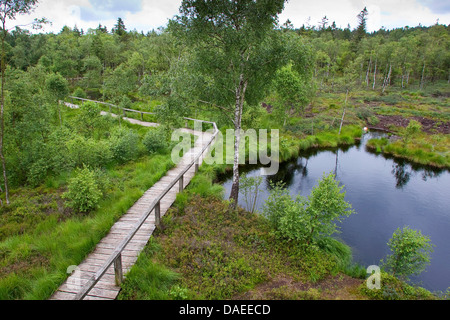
[220,131,450,293]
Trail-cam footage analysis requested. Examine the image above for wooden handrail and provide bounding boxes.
[68,97,219,300]
[68,97,219,129]
[69,96,156,115]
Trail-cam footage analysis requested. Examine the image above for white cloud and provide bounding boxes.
[124,0,182,32]
[279,0,450,31]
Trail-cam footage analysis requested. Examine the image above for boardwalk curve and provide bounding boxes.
[50,99,218,300]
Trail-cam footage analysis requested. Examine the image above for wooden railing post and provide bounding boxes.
[195,160,199,173]
[114,254,123,286]
[179,175,184,193]
[155,201,161,227]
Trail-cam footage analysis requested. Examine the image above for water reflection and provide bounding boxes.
[220,132,450,292]
[259,143,447,191]
[392,163,412,189]
[266,159,304,189]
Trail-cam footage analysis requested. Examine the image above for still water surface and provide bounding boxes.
[221,132,450,293]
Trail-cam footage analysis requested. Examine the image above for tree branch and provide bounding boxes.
[198,99,235,124]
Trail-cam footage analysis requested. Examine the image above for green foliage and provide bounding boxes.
[66,135,112,168]
[360,271,436,300]
[262,182,308,240]
[403,120,422,144]
[367,134,449,168]
[72,87,87,99]
[272,64,313,124]
[109,127,141,164]
[381,226,434,280]
[143,128,169,154]
[263,173,355,244]
[306,173,355,243]
[45,73,69,101]
[119,95,132,110]
[0,153,174,300]
[62,166,102,213]
[73,101,108,138]
[239,174,263,213]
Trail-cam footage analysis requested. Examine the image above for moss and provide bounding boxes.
[360,272,436,300]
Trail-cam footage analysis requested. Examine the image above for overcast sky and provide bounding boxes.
[12,0,450,34]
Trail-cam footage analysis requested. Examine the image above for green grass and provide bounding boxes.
[0,153,174,300]
[367,134,450,169]
[118,239,182,300]
[119,194,360,300]
[118,162,369,300]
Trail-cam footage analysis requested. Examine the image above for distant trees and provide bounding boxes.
[310,23,450,92]
[272,64,313,124]
[112,17,127,37]
[354,7,368,44]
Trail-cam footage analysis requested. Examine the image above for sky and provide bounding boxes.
[11,0,450,34]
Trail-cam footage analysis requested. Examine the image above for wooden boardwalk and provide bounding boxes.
[50,108,215,300]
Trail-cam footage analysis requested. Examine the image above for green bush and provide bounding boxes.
[368,115,380,126]
[72,87,87,99]
[74,101,107,138]
[143,128,168,154]
[62,166,102,213]
[403,120,422,145]
[262,182,308,241]
[356,107,374,121]
[381,226,434,281]
[66,136,113,168]
[262,173,355,245]
[110,127,141,164]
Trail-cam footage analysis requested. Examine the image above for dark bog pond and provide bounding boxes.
[221,132,450,293]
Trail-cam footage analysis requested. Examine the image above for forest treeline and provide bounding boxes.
[5,18,450,98]
[2,16,450,191]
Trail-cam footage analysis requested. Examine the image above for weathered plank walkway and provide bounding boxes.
[50,106,215,300]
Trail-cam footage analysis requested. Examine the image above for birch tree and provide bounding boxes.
[172,0,312,209]
[0,0,43,204]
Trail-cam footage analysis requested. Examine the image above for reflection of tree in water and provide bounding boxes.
[421,169,442,182]
[302,158,308,177]
[392,162,412,189]
[391,159,446,188]
[266,158,305,189]
[334,150,339,177]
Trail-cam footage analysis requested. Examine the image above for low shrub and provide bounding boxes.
[143,128,169,154]
[110,127,141,164]
[62,166,102,213]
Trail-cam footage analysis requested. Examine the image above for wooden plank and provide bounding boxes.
[50,291,77,300]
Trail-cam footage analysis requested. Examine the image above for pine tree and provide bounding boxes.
[113,18,127,37]
[354,7,368,43]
